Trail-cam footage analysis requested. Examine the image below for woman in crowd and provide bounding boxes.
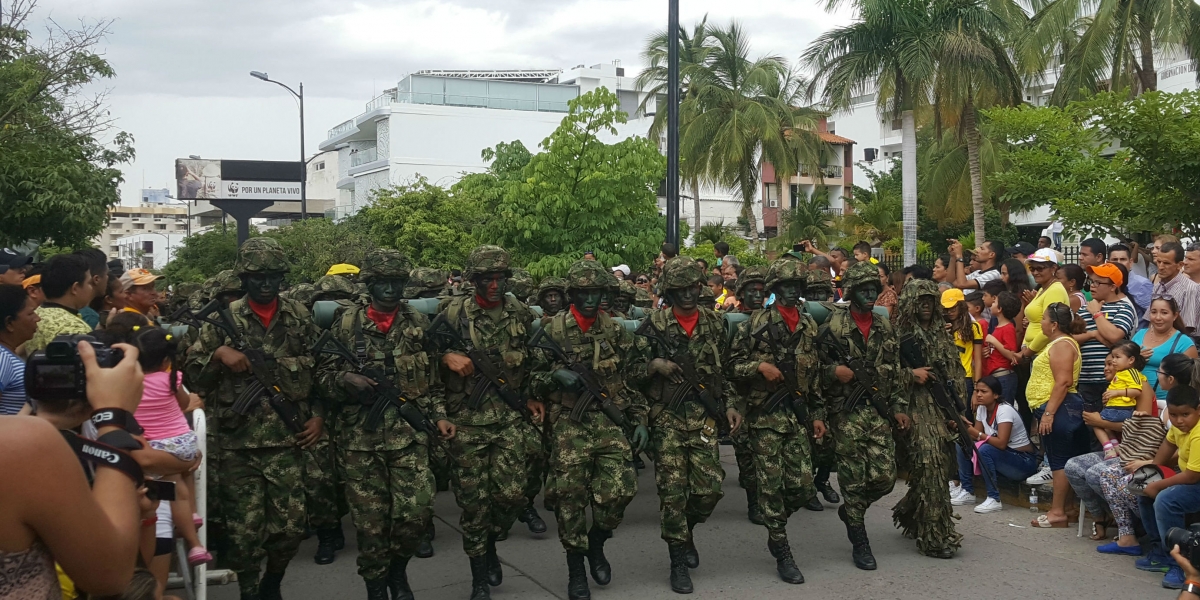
[1134,297,1198,409]
[951,376,1038,513]
[1001,258,1035,300]
[1059,264,1087,312]
[876,263,898,316]
[1028,303,1088,528]
[932,254,955,291]
[0,284,38,415]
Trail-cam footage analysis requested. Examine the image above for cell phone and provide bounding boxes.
[793,242,805,253]
[144,480,176,502]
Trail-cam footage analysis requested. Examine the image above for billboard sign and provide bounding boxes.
[175,159,303,201]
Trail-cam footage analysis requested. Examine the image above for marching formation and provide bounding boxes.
[181,238,968,600]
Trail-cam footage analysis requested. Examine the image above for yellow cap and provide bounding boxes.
[941,287,966,308]
[326,263,360,276]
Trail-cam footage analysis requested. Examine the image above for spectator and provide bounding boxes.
[708,275,725,309]
[720,255,741,281]
[1020,249,1070,358]
[1000,258,1035,299]
[932,254,955,291]
[1078,238,1107,269]
[0,248,31,285]
[714,241,729,266]
[1185,244,1200,286]
[583,251,596,261]
[984,291,1023,404]
[26,254,95,353]
[661,242,678,260]
[876,263,898,316]
[1123,238,1157,280]
[0,284,38,415]
[1154,242,1200,335]
[97,274,130,327]
[119,269,164,319]
[1059,264,1087,312]
[1027,302,1087,528]
[808,254,833,277]
[1038,236,1054,250]
[23,265,44,308]
[1006,241,1036,262]
[948,239,1004,290]
[950,376,1039,513]
[981,279,1008,333]
[1074,263,1138,413]
[828,247,850,278]
[943,288,984,396]
[76,249,109,329]
[852,241,878,264]
[611,264,630,281]
[1109,244,1153,324]
[695,258,708,274]
[1133,297,1198,408]
[1090,341,1146,458]
[903,263,933,283]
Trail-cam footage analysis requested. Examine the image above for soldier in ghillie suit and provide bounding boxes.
[536,277,568,317]
[890,278,965,559]
[816,261,910,571]
[726,266,767,525]
[435,245,544,600]
[509,268,536,304]
[530,260,649,600]
[317,249,453,599]
[405,267,449,299]
[632,256,742,594]
[803,266,841,511]
[727,259,824,584]
[184,237,325,600]
[610,281,638,318]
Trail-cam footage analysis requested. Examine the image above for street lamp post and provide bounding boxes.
[665,0,680,247]
[250,71,307,220]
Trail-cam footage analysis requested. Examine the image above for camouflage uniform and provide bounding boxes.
[816,261,906,571]
[285,283,317,307]
[804,268,839,498]
[890,279,964,558]
[535,277,568,318]
[633,286,653,308]
[404,267,448,299]
[171,282,201,315]
[316,249,444,595]
[729,267,768,498]
[509,268,535,304]
[183,238,320,597]
[504,268,550,536]
[611,280,638,318]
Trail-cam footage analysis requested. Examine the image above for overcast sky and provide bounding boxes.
[41,0,854,205]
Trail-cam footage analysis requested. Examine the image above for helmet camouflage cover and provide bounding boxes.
[509,267,535,299]
[841,261,880,293]
[358,249,412,283]
[661,256,704,290]
[464,245,512,279]
[213,269,243,294]
[566,260,612,290]
[234,237,289,275]
[287,283,317,307]
[766,260,809,293]
[537,276,567,299]
[174,282,201,301]
[313,274,357,301]
[734,265,767,297]
[633,287,652,307]
[806,268,833,293]
[618,280,637,299]
[699,285,716,302]
[404,267,447,297]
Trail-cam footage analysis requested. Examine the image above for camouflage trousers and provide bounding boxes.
[449,421,529,556]
[221,446,306,595]
[429,439,452,492]
[650,425,725,544]
[522,419,550,506]
[749,423,815,543]
[549,412,637,552]
[342,444,435,580]
[892,393,963,556]
[731,427,755,492]
[810,420,837,474]
[831,407,897,527]
[304,434,344,530]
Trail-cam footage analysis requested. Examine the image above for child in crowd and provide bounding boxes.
[1095,340,1147,458]
[965,291,986,323]
[943,288,985,398]
[984,291,1022,405]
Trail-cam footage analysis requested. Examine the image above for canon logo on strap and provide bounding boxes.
[92,410,115,424]
[81,444,120,464]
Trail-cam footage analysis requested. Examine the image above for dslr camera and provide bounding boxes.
[1167,524,1200,566]
[25,334,124,403]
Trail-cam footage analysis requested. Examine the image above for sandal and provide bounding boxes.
[187,546,213,566]
[1031,514,1068,528]
[1089,520,1111,541]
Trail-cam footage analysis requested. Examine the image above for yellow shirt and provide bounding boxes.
[1167,425,1200,473]
[1026,335,1080,410]
[1106,368,1144,408]
[954,321,984,378]
[1022,281,1070,353]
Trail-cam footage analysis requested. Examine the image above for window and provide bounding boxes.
[766,184,779,208]
[156,224,166,230]
[827,121,836,134]
[313,161,325,171]
[142,241,154,253]
[789,184,801,208]
[891,119,902,131]
[133,223,144,230]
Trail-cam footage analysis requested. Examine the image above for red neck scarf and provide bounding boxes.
[776,304,799,332]
[850,309,874,342]
[247,297,278,329]
[570,305,597,334]
[367,305,399,334]
[674,309,700,337]
[475,294,502,310]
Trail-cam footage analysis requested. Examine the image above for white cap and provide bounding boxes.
[1026,248,1060,264]
[612,264,631,277]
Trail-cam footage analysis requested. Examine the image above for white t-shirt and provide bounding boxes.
[976,403,1031,448]
[965,266,1001,288]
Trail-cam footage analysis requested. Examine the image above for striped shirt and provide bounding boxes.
[1118,413,1166,468]
[1077,298,1137,384]
[0,345,26,415]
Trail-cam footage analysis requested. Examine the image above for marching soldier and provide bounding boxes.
[536,277,568,317]
[727,265,767,525]
[405,267,449,299]
[801,267,841,510]
[611,281,638,318]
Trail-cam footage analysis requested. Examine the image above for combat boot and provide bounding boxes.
[767,539,805,584]
[683,521,699,569]
[667,544,693,594]
[586,527,612,585]
[468,556,491,600]
[566,552,591,600]
[816,469,841,504]
[746,489,764,525]
[519,504,548,534]
[364,579,389,600]
[804,496,824,511]
[314,528,340,565]
[416,521,435,559]
[259,572,284,600]
[333,524,346,550]
[485,534,504,586]
[839,505,877,571]
[388,556,414,600]
[239,591,259,600]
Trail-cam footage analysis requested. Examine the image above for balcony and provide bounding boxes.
[798,165,845,180]
[350,147,378,168]
[365,91,396,112]
[328,119,355,139]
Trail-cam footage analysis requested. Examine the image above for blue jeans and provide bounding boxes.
[957,443,1040,500]
[1033,393,1089,471]
[1099,407,1133,423]
[994,373,1018,406]
[1139,482,1200,553]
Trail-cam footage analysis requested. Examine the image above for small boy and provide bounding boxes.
[965,291,986,322]
[984,291,1022,405]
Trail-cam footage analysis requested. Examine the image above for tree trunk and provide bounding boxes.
[901,110,918,266]
[692,178,701,243]
[1139,26,1157,93]
[964,99,987,246]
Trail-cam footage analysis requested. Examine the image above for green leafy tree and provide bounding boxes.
[161,227,243,284]
[772,187,835,250]
[482,88,667,278]
[265,214,377,284]
[362,178,486,270]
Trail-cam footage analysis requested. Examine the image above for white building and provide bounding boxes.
[95,205,190,260]
[115,232,185,270]
[140,188,172,204]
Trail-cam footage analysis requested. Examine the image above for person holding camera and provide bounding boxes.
[184,237,325,600]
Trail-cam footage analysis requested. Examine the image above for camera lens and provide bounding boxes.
[1166,526,1195,553]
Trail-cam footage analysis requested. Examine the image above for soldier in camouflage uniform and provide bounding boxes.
[536,277,568,317]
[816,261,910,571]
[633,286,653,309]
[610,281,637,318]
[890,279,964,558]
[806,269,835,303]
[184,237,325,600]
[505,267,551,537]
[171,282,201,315]
[728,266,767,525]
[435,245,544,600]
[530,260,649,600]
[727,260,823,584]
[284,283,316,307]
[316,249,453,599]
[632,256,742,594]
[405,267,449,299]
[803,266,841,511]
[509,268,536,304]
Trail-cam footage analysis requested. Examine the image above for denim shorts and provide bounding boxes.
[1099,407,1134,423]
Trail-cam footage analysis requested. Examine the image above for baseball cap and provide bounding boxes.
[1026,248,1060,265]
[326,263,360,276]
[1086,263,1124,286]
[612,264,631,277]
[1006,241,1035,257]
[0,248,32,274]
[941,288,966,308]
[22,274,41,289]
[119,268,163,290]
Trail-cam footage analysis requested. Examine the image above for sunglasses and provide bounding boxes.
[636,278,649,284]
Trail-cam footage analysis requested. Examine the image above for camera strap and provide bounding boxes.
[60,431,144,485]
[90,408,144,436]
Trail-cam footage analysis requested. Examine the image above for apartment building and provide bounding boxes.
[95,204,189,260]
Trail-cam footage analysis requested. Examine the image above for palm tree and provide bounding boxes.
[773,187,835,249]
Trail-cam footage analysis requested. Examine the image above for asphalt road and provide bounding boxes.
[207,447,1172,600]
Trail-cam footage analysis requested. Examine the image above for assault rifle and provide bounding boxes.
[527,325,627,428]
[634,318,728,434]
[425,312,534,424]
[817,325,897,427]
[310,329,439,436]
[751,319,810,424]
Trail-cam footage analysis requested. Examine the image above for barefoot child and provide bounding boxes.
[1096,340,1146,458]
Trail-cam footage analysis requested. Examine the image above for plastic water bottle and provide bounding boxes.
[1029,488,1038,513]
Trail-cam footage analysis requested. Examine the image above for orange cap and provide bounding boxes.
[1087,263,1124,287]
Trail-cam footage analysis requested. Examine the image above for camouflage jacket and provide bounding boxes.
[529,310,648,428]
[317,303,445,452]
[816,306,907,417]
[632,307,735,432]
[184,297,320,449]
[727,306,826,430]
[436,295,536,427]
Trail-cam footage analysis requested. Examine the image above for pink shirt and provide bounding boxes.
[135,371,191,440]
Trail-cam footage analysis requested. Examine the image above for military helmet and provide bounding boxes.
[537,276,567,299]
[359,249,412,283]
[699,285,716,302]
[765,259,807,292]
[619,280,637,300]
[213,269,242,294]
[464,245,512,279]
[807,268,833,292]
[233,237,289,275]
[509,267,535,299]
[841,261,880,293]
[404,267,447,297]
[313,274,357,301]
[735,266,768,296]
[633,287,652,308]
[566,260,613,290]
[174,282,201,301]
[660,256,704,290]
[287,283,317,307]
